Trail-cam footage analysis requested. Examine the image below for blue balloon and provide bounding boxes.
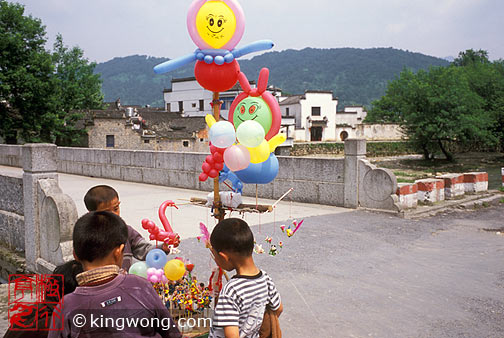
[232,40,275,59]
[145,248,168,269]
[153,41,275,74]
[153,53,197,74]
[219,165,244,194]
[234,153,279,184]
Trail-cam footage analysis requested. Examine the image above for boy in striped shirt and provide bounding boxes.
[209,218,283,338]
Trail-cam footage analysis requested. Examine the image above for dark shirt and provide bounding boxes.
[48,273,181,338]
[123,225,156,271]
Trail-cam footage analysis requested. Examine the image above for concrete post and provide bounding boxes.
[22,144,58,272]
[344,139,366,208]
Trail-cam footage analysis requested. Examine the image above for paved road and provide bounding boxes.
[1,166,503,337]
[183,204,504,337]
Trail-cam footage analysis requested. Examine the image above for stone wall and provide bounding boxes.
[88,119,208,152]
[0,172,24,252]
[0,145,22,167]
[57,147,346,206]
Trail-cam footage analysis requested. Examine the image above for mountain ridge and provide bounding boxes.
[94,47,450,108]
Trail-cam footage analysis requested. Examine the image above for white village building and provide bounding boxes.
[164,77,400,144]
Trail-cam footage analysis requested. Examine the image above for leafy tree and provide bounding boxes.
[368,66,496,160]
[0,1,103,145]
[0,0,54,143]
[453,49,490,67]
[51,34,103,145]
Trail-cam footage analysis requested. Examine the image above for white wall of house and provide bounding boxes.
[163,78,250,120]
[280,91,338,142]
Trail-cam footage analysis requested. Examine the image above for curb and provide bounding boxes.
[399,191,503,219]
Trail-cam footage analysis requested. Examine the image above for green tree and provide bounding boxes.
[0,0,54,143]
[453,49,490,67]
[0,1,103,145]
[368,66,495,160]
[51,34,103,145]
[454,49,504,150]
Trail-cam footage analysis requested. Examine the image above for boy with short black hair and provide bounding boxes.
[209,218,283,338]
[49,211,181,338]
[84,185,166,271]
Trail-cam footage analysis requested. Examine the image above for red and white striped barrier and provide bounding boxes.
[396,183,418,209]
[436,174,464,199]
[416,179,445,204]
[463,172,488,193]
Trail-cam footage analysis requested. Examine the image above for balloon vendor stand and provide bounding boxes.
[130,0,298,335]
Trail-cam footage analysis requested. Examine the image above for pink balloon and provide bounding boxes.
[149,275,159,284]
[155,269,164,278]
[161,275,168,284]
[224,144,251,171]
[147,267,157,275]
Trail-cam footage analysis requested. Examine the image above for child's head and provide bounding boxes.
[47,260,83,302]
[73,211,128,269]
[210,218,254,271]
[84,185,121,215]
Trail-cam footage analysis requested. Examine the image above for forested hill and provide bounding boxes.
[94,47,450,108]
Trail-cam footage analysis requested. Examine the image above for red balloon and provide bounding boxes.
[141,219,149,229]
[194,60,240,92]
[216,146,226,154]
[202,162,211,173]
[214,162,224,171]
[213,152,224,163]
[199,172,208,181]
[206,155,215,165]
[149,234,156,240]
[208,169,219,178]
[210,145,217,154]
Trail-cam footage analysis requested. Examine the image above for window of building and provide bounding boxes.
[311,107,321,116]
[199,99,204,111]
[192,103,197,108]
[144,139,150,144]
[286,107,290,116]
[178,101,183,112]
[106,135,115,148]
[183,140,189,147]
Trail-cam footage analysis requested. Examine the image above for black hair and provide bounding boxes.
[210,218,254,256]
[73,211,128,263]
[46,260,84,303]
[84,185,119,211]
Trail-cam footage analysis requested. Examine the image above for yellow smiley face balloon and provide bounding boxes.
[196,1,237,49]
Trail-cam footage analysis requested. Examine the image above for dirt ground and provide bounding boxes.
[371,152,504,190]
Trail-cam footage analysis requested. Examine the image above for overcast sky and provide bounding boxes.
[15,0,504,63]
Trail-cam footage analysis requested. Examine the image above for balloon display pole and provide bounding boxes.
[212,92,225,221]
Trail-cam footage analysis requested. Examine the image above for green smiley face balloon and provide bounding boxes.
[233,97,272,134]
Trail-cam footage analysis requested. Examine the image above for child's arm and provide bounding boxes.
[128,225,156,260]
[223,326,240,338]
[273,301,283,317]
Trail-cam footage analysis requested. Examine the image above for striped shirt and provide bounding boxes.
[210,270,281,338]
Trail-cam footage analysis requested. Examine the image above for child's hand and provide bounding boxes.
[161,243,171,254]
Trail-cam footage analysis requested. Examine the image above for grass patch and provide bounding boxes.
[397,178,416,183]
